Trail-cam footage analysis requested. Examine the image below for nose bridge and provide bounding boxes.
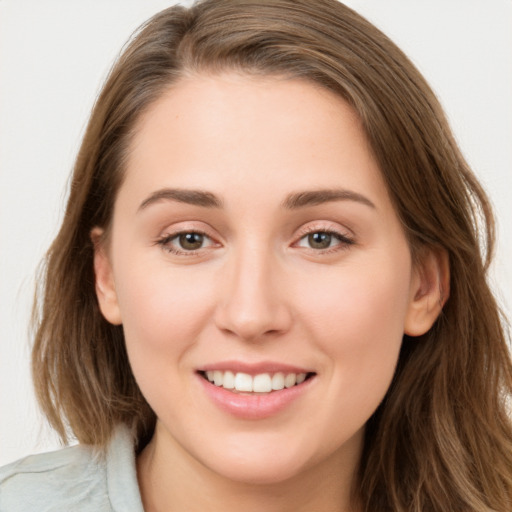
[215,238,291,340]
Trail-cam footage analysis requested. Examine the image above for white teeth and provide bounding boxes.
[284,373,297,388]
[296,373,306,384]
[271,372,285,390]
[204,370,310,393]
[213,370,223,386]
[235,372,253,392]
[253,373,272,393]
[223,370,235,389]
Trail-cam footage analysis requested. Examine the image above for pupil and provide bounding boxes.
[179,232,203,250]
[308,232,331,249]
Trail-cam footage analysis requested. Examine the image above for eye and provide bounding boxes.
[176,232,206,250]
[295,229,354,251]
[302,232,335,249]
[156,231,216,255]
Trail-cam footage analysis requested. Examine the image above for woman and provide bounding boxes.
[1,1,511,511]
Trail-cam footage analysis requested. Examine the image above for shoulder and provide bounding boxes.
[0,425,144,512]
[0,443,111,512]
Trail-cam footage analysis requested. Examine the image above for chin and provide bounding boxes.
[207,454,310,486]
[191,432,326,486]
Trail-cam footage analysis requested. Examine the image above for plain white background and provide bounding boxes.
[1,0,511,466]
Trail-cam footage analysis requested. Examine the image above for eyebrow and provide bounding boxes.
[138,188,223,211]
[282,189,376,210]
[138,187,375,212]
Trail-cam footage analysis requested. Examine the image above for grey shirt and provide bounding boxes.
[0,425,144,511]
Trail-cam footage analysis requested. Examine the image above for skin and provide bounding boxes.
[93,73,446,512]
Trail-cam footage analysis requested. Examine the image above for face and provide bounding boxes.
[94,73,436,486]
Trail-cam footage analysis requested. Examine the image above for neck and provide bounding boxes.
[136,423,362,512]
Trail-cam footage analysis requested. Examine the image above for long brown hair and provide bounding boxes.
[32,1,512,510]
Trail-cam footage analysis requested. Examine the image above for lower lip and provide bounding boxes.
[197,374,315,420]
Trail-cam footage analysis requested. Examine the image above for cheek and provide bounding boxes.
[112,264,220,421]
[113,263,216,360]
[299,256,412,410]
[303,258,411,341]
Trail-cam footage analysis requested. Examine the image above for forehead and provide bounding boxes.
[122,73,388,212]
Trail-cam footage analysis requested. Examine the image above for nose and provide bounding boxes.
[214,244,293,341]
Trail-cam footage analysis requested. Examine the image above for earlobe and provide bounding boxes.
[404,247,450,337]
[91,227,122,326]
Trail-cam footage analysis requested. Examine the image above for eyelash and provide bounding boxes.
[154,230,215,256]
[294,225,355,254]
[154,225,355,257]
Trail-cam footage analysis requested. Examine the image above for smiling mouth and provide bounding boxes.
[199,370,316,394]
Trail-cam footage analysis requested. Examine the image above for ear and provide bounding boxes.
[404,247,450,337]
[91,227,122,325]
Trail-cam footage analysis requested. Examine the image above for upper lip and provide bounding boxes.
[197,360,315,376]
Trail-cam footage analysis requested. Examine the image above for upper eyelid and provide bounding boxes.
[157,221,219,239]
[154,220,354,244]
[294,221,354,238]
